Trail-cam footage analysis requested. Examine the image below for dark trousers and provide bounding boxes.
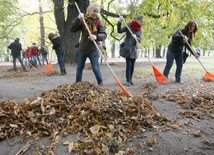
[125,57,136,82]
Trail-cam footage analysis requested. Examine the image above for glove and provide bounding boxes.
[78,13,84,19]
[195,53,199,59]
[132,34,137,40]
[88,35,97,41]
[119,16,124,22]
[183,35,188,43]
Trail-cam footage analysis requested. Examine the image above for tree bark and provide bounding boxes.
[38,0,45,48]
[52,0,89,64]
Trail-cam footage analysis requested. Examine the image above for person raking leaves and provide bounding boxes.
[163,20,199,84]
[48,32,67,75]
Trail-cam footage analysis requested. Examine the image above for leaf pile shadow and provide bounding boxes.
[0,81,170,154]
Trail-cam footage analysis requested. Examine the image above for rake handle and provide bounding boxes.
[74,2,116,77]
[179,30,208,72]
[114,7,153,65]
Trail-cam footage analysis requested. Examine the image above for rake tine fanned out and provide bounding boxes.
[179,30,214,81]
[74,2,133,97]
[43,63,55,75]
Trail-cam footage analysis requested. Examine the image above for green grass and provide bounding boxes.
[134,56,214,79]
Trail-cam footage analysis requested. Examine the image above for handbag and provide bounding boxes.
[119,42,125,57]
[183,52,189,64]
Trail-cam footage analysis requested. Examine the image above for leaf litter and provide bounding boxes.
[0,81,171,154]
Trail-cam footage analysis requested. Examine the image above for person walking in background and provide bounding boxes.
[40,46,48,65]
[8,38,27,72]
[163,20,198,84]
[117,14,144,86]
[48,32,66,75]
[30,43,41,68]
[24,46,31,65]
[70,3,107,85]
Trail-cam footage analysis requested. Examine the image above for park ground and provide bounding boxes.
[0,57,213,155]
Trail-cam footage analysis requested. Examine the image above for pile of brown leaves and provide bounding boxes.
[0,81,169,154]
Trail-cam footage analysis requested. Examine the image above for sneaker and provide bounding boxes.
[175,81,184,84]
[130,81,134,85]
[126,82,131,86]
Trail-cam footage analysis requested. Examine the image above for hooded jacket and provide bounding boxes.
[8,39,22,57]
[51,36,64,55]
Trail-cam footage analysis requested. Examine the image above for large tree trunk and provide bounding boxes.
[53,0,89,64]
[38,0,45,47]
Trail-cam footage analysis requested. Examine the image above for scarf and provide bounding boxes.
[85,16,98,34]
[130,20,141,31]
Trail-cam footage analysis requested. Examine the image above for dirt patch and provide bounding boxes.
[0,59,213,155]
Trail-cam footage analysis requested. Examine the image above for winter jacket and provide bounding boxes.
[25,48,31,58]
[51,36,64,55]
[40,47,48,55]
[8,40,22,57]
[168,29,192,54]
[70,18,107,54]
[30,46,40,56]
[117,22,142,59]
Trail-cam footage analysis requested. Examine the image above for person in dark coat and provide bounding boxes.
[40,46,48,65]
[70,3,107,85]
[117,14,144,86]
[8,38,27,72]
[48,33,66,75]
[163,20,198,84]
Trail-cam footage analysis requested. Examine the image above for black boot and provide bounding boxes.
[59,67,63,75]
[63,67,67,75]
[62,67,66,75]
[60,67,66,75]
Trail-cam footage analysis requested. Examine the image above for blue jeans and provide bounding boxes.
[163,52,183,82]
[12,55,26,71]
[31,56,38,68]
[42,55,48,65]
[37,55,42,66]
[76,51,103,85]
[125,57,136,82]
[57,53,65,67]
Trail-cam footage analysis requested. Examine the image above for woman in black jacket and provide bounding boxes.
[48,33,66,75]
[163,20,198,83]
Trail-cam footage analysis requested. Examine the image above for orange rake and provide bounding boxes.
[114,7,168,84]
[29,62,37,71]
[179,30,214,81]
[75,2,133,97]
[43,63,55,75]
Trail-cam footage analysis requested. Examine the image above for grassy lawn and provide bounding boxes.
[134,56,214,79]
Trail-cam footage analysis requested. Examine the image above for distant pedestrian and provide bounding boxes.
[30,43,42,68]
[48,32,67,75]
[40,46,48,65]
[8,38,27,72]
